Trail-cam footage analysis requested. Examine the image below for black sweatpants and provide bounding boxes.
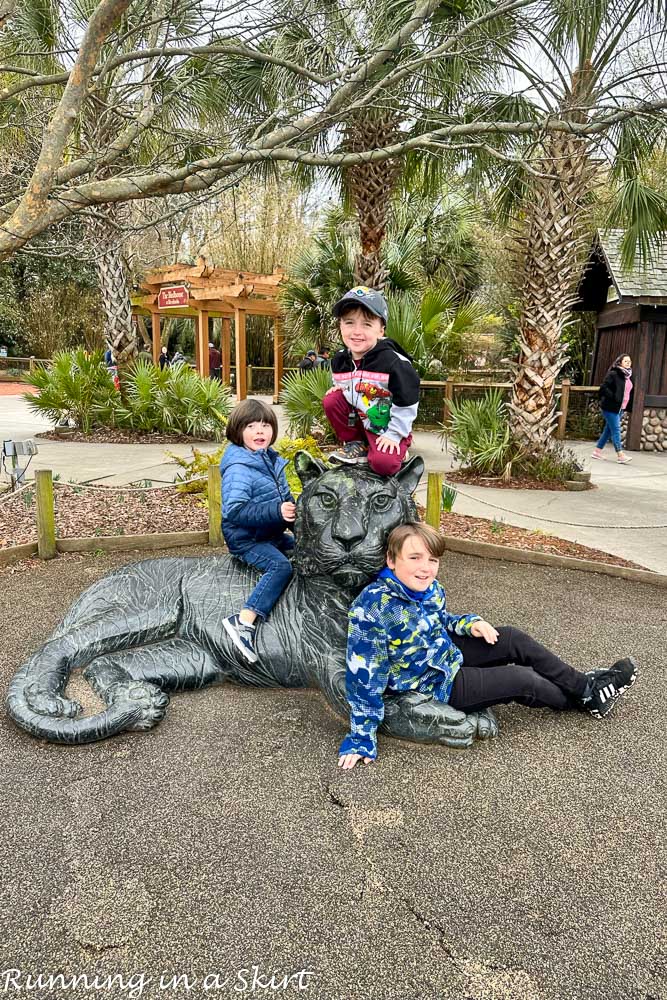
[448,626,588,712]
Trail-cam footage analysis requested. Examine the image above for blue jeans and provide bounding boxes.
[597,410,623,452]
[236,536,294,620]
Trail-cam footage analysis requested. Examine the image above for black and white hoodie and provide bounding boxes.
[330,338,421,444]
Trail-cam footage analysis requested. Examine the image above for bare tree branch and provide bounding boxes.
[0,0,132,255]
[0,42,333,102]
[4,99,667,248]
[1,0,666,261]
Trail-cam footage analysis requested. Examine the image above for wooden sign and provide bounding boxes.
[157,284,189,308]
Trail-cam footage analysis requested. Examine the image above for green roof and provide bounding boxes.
[598,230,667,300]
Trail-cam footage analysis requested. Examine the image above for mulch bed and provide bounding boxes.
[445,469,591,491]
[435,511,643,568]
[1,482,644,569]
[0,483,208,548]
[36,428,218,444]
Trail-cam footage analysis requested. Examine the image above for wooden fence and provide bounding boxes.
[427,377,598,440]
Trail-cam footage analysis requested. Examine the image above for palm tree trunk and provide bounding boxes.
[343,112,402,289]
[87,204,137,363]
[509,132,594,453]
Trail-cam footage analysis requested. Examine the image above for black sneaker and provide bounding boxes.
[581,657,638,719]
[330,441,369,465]
[222,614,258,663]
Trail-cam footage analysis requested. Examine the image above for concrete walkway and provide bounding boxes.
[2,393,666,572]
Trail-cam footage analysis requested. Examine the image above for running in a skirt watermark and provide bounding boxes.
[0,967,316,996]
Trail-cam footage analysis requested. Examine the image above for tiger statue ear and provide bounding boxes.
[394,455,424,495]
[294,451,329,486]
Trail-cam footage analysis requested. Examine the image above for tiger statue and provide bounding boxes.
[6,453,497,748]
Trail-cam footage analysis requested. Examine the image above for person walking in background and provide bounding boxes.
[208,341,222,380]
[317,347,331,369]
[159,346,170,370]
[299,350,318,372]
[593,353,634,464]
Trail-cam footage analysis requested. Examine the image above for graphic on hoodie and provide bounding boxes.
[330,338,420,443]
[355,381,392,432]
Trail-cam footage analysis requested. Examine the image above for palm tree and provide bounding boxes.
[280,196,488,360]
[387,282,493,377]
[479,1,667,453]
[269,0,520,288]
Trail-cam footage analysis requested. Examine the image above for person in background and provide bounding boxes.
[317,347,331,369]
[299,350,318,372]
[208,341,222,380]
[159,346,170,370]
[593,353,634,464]
[104,345,114,367]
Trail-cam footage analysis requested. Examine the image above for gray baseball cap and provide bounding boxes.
[332,286,388,324]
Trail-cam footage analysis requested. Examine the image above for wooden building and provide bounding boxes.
[576,230,667,450]
[131,259,286,401]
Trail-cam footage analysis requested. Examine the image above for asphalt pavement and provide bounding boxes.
[1,546,664,1000]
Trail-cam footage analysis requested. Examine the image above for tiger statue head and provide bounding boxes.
[291,452,424,590]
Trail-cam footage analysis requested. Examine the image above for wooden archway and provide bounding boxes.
[131,258,286,401]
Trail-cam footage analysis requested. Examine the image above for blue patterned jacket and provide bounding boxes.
[339,569,481,759]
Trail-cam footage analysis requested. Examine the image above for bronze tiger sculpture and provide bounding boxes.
[6,453,498,747]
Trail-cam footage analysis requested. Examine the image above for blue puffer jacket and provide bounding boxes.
[220,443,294,552]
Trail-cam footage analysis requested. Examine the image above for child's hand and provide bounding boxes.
[470,620,499,644]
[375,435,399,454]
[338,753,373,770]
[281,501,297,522]
[324,386,341,397]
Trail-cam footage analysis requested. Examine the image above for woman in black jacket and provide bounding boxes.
[592,354,634,464]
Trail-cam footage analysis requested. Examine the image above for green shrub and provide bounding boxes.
[442,389,516,476]
[25,352,232,439]
[441,388,583,482]
[522,446,583,482]
[115,361,232,440]
[279,366,334,439]
[24,348,117,433]
[441,482,457,513]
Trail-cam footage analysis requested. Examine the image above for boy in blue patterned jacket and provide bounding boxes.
[338,523,638,769]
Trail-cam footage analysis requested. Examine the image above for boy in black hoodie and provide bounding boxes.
[323,286,420,475]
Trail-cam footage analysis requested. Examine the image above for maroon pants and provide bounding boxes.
[322,388,411,476]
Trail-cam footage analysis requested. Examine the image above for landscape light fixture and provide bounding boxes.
[1,439,38,489]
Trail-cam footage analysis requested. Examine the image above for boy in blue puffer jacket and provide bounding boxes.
[220,399,296,663]
[338,522,639,769]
